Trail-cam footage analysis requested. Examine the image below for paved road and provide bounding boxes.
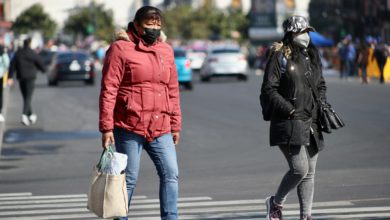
[0,69,390,219]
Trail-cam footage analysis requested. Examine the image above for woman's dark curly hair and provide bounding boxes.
[282,32,322,72]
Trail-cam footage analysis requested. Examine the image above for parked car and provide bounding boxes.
[47,51,95,86]
[174,48,193,90]
[187,48,207,71]
[200,47,248,82]
[39,49,56,68]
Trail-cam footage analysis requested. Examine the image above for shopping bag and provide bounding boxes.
[87,145,128,218]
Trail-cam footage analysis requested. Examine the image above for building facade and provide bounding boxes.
[309,0,390,43]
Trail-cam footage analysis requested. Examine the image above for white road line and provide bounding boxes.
[0,194,147,201]
[128,200,352,210]
[312,212,390,219]
[131,196,213,204]
[0,197,213,211]
[0,194,87,201]
[0,196,211,206]
[0,192,32,197]
[125,205,390,217]
[0,198,88,206]
[0,193,389,220]
[0,202,87,210]
[311,206,390,214]
[0,213,97,220]
[0,208,90,217]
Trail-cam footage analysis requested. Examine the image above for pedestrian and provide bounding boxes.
[346,39,356,78]
[372,42,389,84]
[99,6,181,220]
[356,41,370,84]
[338,39,348,78]
[0,44,10,122]
[260,15,327,220]
[8,38,46,126]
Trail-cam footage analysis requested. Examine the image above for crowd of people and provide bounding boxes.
[253,35,390,84]
[338,35,389,84]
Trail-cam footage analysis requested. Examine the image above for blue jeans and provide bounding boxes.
[113,128,179,220]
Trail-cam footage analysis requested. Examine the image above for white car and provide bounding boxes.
[200,47,248,82]
[187,49,207,71]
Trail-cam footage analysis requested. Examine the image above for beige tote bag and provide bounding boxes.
[87,146,128,218]
[87,167,128,218]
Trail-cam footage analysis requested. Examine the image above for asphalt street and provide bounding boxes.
[0,68,390,219]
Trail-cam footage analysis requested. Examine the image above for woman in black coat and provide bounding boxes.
[260,16,327,220]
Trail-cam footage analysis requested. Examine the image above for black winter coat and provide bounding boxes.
[9,47,45,80]
[261,44,327,151]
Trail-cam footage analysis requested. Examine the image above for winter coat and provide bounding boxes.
[99,24,181,142]
[261,42,327,150]
[9,47,45,80]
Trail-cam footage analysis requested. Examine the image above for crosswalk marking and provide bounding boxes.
[0,192,389,219]
[0,192,32,197]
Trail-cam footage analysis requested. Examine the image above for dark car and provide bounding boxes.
[47,51,95,86]
[39,49,56,68]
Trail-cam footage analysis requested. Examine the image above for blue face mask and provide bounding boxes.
[293,32,310,48]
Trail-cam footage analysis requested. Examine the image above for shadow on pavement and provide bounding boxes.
[3,128,100,144]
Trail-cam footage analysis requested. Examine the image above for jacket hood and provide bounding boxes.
[115,29,131,42]
[271,42,292,59]
[113,22,166,44]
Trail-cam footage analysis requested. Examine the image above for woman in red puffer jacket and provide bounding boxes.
[99,6,181,220]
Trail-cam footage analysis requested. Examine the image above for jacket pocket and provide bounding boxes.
[125,95,142,129]
[160,66,171,84]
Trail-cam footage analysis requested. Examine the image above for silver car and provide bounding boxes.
[200,47,248,82]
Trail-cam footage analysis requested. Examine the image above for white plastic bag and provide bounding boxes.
[99,146,128,175]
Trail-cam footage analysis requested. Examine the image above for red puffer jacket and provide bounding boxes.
[99,26,181,142]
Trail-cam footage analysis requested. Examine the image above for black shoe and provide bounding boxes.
[265,196,283,220]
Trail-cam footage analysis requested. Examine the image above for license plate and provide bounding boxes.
[69,60,81,71]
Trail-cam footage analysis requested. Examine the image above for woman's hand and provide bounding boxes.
[102,131,115,149]
[7,79,14,86]
[172,132,180,145]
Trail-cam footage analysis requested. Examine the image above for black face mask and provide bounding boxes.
[141,28,161,45]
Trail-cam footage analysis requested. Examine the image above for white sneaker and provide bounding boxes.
[29,114,37,124]
[21,114,30,126]
[0,114,4,122]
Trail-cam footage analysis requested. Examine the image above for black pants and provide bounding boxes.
[19,79,35,116]
[378,64,385,84]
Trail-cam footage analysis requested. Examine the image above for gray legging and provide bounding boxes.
[274,142,319,219]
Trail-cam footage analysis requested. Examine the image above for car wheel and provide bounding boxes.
[238,75,248,81]
[48,79,58,86]
[185,82,193,90]
[200,76,210,82]
[85,79,95,85]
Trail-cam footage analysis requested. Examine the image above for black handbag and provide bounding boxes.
[304,72,345,133]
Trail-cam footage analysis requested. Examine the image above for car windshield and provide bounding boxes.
[57,53,89,61]
[211,49,240,54]
[174,50,186,57]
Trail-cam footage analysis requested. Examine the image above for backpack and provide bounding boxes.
[260,54,287,121]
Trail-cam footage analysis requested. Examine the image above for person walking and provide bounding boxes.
[0,44,10,122]
[99,6,181,220]
[8,38,46,126]
[356,42,370,84]
[260,15,327,220]
[372,42,389,84]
